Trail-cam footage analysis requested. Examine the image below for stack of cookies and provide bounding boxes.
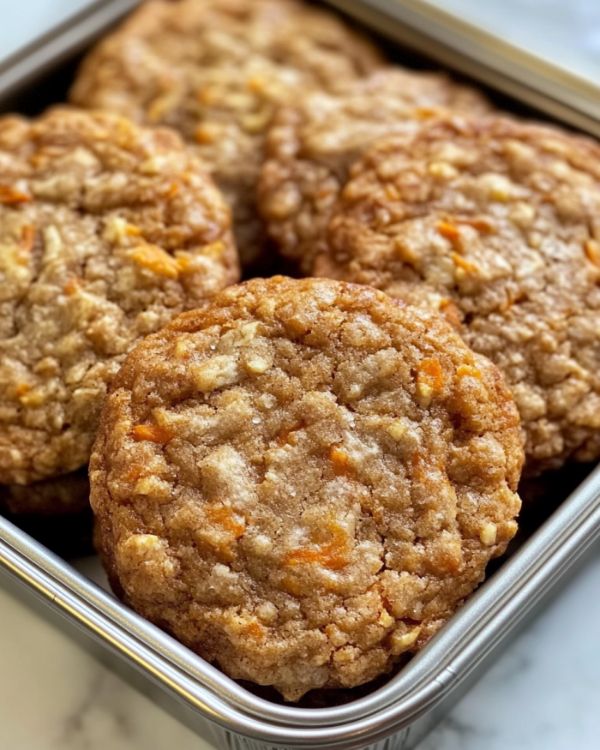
[1,0,599,702]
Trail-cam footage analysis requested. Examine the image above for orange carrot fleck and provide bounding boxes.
[206,506,245,538]
[276,426,300,446]
[14,382,30,398]
[132,423,173,444]
[415,106,439,120]
[456,364,482,380]
[439,298,462,328]
[244,621,265,639]
[284,522,350,570]
[63,277,81,296]
[125,223,142,237]
[20,224,35,251]
[329,445,353,476]
[175,252,192,273]
[128,244,180,279]
[451,252,478,275]
[0,185,31,204]
[194,124,216,144]
[418,357,445,392]
[123,465,143,483]
[455,216,495,234]
[436,220,461,246]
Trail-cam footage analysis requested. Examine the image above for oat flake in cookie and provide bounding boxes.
[69,0,383,269]
[0,107,238,486]
[90,276,522,701]
[259,67,491,272]
[318,115,600,474]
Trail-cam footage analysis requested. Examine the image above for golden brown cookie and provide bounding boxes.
[0,107,238,486]
[70,0,383,269]
[259,68,490,272]
[317,114,600,474]
[90,276,522,701]
[0,469,89,516]
[0,469,94,557]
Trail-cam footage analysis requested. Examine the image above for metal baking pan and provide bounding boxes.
[1,1,600,748]
[326,0,600,139]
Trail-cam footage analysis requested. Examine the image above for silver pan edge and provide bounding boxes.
[0,1,599,748]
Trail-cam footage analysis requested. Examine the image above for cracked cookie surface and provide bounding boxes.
[91,276,522,700]
[0,107,238,486]
[70,0,383,268]
[318,115,600,474]
[259,68,490,271]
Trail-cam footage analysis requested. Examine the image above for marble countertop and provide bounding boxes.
[1,548,598,750]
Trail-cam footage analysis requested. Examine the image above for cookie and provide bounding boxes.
[0,469,89,516]
[318,115,600,474]
[259,68,490,272]
[0,107,238,487]
[0,469,94,557]
[69,0,383,269]
[90,276,522,701]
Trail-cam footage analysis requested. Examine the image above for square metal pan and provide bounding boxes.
[1,2,599,748]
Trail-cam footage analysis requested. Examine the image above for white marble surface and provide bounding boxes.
[426,0,600,80]
[0,0,94,59]
[0,548,598,750]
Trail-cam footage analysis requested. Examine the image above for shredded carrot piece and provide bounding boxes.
[415,106,439,120]
[584,239,600,267]
[418,357,445,392]
[439,298,462,328]
[132,423,173,444]
[285,547,349,570]
[284,523,350,570]
[451,252,478,275]
[411,452,444,481]
[63,277,81,296]
[123,465,143,483]
[128,244,180,279]
[194,124,217,144]
[206,506,245,538]
[14,382,30,397]
[275,421,303,446]
[456,364,482,380]
[455,216,495,234]
[20,224,35,250]
[243,621,265,639]
[411,452,422,473]
[125,223,142,237]
[174,253,192,273]
[0,185,31,204]
[436,220,461,246]
[329,445,353,477]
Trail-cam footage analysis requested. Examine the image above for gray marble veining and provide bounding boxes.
[0,551,598,750]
